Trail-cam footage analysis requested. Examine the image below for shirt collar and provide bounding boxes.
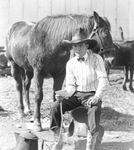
[75,52,88,61]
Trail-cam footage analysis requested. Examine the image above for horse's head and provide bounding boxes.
[89,11,115,64]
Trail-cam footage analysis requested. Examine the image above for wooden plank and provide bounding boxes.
[0,0,9,46]
[104,0,117,39]
[91,0,104,16]
[0,0,134,46]
[51,0,66,15]
[77,0,92,15]
[38,0,52,20]
[9,0,24,24]
[65,0,79,14]
[65,0,92,15]
[116,0,129,40]
[129,0,134,40]
[23,0,38,21]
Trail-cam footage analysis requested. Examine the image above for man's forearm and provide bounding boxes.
[94,77,109,99]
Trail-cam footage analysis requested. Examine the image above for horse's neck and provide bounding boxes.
[69,49,75,59]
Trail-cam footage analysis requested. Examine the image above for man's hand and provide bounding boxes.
[55,94,64,103]
[87,96,100,106]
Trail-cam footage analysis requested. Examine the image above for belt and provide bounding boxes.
[77,91,95,94]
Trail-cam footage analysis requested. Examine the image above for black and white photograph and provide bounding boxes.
[0,0,134,150]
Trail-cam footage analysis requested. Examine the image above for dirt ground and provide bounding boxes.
[0,69,134,150]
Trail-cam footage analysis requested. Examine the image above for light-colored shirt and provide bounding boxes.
[65,50,109,99]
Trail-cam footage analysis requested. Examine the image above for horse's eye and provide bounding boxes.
[93,28,97,32]
[100,48,104,52]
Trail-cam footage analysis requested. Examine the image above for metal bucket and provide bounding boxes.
[14,130,38,150]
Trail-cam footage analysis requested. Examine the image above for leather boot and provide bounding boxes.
[86,125,104,150]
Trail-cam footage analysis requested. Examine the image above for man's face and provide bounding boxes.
[72,43,87,57]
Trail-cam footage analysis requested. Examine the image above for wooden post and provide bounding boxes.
[119,26,124,41]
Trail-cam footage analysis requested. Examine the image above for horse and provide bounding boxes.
[105,41,134,92]
[6,11,114,131]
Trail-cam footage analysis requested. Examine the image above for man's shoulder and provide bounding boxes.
[90,53,103,60]
[68,56,77,62]
[67,56,77,65]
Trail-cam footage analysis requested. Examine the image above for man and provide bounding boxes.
[50,28,109,150]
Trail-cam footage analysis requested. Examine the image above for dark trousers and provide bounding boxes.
[50,91,102,136]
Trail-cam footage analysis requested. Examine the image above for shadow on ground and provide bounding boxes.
[102,141,134,150]
[0,110,14,117]
[101,106,134,132]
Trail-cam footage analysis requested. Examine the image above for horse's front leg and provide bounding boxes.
[122,66,128,91]
[129,66,134,92]
[33,69,44,131]
[23,71,33,114]
[52,71,66,101]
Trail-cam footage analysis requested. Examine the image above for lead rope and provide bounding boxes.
[41,103,63,150]
[51,102,64,150]
[58,102,63,143]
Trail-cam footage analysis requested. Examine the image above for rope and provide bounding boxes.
[57,102,63,143]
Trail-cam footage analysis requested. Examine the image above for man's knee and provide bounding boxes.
[87,106,100,115]
[87,101,102,115]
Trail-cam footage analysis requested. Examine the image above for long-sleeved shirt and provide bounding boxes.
[65,50,109,99]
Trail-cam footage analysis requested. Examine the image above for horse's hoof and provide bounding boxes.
[0,106,5,111]
[29,116,34,122]
[33,123,42,132]
[17,113,25,119]
[130,88,134,92]
[122,86,127,91]
[24,108,32,115]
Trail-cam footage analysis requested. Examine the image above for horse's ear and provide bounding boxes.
[93,11,101,26]
[93,11,98,16]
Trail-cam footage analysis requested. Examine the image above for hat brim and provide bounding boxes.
[63,39,97,49]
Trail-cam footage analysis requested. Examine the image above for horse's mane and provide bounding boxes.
[32,14,111,48]
[33,14,94,46]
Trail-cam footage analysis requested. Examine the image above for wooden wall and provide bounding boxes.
[0,0,134,46]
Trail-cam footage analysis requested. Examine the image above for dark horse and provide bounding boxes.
[6,11,114,131]
[106,41,134,92]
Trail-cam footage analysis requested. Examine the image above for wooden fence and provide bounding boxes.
[0,0,134,47]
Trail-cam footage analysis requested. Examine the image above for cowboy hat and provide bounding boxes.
[63,28,97,49]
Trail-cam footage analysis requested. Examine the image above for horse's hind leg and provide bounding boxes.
[129,66,134,92]
[122,66,128,91]
[10,61,24,117]
[23,71,33,114]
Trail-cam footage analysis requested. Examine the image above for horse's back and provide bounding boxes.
[114,41,134,66]
[115,40,134,49]
[6,21,35,70]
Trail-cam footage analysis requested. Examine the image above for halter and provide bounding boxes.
[88,21,115,55]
